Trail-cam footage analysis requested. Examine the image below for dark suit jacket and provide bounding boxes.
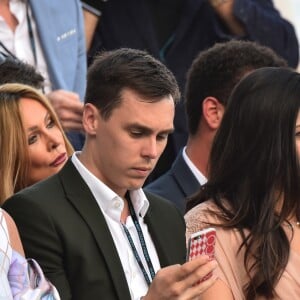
[145,151,201,214]
[3,160,186,300]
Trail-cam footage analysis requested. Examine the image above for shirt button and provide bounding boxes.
[113,200,121,208]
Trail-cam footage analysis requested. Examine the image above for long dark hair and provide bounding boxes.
[188,67,300,299]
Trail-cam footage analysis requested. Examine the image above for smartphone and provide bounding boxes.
[186,227,216,282]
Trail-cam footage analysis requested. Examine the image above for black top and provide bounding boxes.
[81,0,184,48]
[145,0,183,48]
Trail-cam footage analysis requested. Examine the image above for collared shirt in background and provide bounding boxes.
[0,0,51,91]
[182,146,207,186]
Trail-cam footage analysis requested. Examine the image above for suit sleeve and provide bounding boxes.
[233,0,299,68]
[3,194,72,300]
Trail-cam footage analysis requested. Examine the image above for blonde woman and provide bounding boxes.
[0,83,73,204]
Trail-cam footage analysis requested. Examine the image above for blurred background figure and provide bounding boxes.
[0,83,73,204]
[0,0,86,150]
[81,0,299,182]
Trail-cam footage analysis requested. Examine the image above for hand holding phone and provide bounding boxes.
[187,227,216,282]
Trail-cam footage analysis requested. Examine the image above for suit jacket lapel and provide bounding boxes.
[58,160,131,300]
[144,192,186,267]
[144,207,169,267]
[29,0,61,89]
[172,152,201,197]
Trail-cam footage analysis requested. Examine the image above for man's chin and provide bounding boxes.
[127,178,147,190]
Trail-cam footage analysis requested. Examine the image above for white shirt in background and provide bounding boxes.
[0,0,51,91]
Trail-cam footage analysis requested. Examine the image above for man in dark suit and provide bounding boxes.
[3,48,217,299]
[146,40,288,214]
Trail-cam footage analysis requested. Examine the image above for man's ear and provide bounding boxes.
[82,103,99,135]
[202,97,225,129]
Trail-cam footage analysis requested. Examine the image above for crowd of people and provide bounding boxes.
[0,0,299,299]
[82,0,300,183]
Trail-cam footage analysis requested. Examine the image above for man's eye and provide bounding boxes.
[157,134,168,141]
[131,131,143,137]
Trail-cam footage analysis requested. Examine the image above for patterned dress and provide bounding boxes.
[0,208,13,299]
[0,208,60,300]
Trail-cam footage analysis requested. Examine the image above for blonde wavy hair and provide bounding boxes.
[0,83,74,204]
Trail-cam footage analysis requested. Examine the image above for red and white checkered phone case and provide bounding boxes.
[187,228,216,282]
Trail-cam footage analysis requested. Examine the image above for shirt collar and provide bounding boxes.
[182,146,207,185]
[71,152,149,220]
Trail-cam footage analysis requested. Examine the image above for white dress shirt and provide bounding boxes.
[71,152,161,300]
[0,0,51,91]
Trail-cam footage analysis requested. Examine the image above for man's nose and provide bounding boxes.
[141,137,158,159]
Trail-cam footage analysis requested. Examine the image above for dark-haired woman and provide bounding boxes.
[185,67,300,299]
